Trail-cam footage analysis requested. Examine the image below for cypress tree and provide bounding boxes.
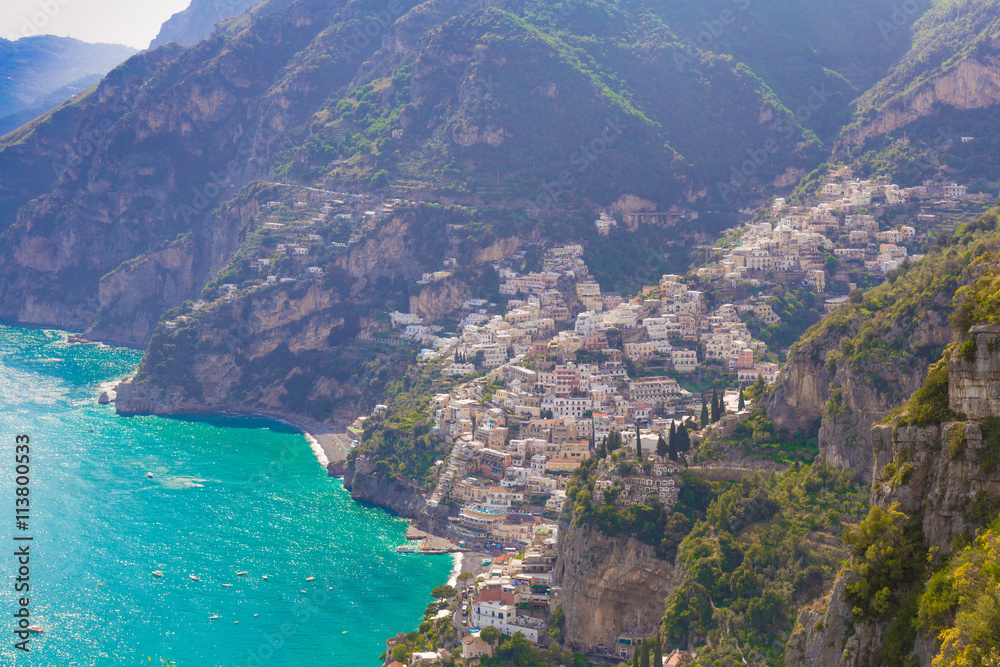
[700,396,709,428]
[656,435,668,458]
[636,423,642,459]
[738,388,746,412]
[711,385,720,422]
[668,425,678,461]
[639,639,649,667]
[654,636,663,666]
[677,423,690,452]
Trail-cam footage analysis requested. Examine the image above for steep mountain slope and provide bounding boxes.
[764,207,1000,479]
[0,0,929,346]
[150,0,270,48]
[0,36,135,132]
[787,317,1000,666]
[839,0,1000,151]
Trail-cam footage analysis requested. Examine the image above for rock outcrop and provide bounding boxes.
[785,325,1000,666]
[342,457,453,535]
[765,281,954,481]
[948,324,1000,418]
[842,54,1000,149]
[553,520,674,654]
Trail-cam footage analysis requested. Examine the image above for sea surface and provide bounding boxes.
[0,325,450,666]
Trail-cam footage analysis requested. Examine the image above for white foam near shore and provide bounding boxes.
[446,552,462,588]
[249,413,331,468]
[304,432,330,467]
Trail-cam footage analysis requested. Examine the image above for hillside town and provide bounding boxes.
[366,166,986,665]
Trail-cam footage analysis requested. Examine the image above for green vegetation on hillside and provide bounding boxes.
[918,519,1000,667]
[351,361,462,490]
[661,463,868,665]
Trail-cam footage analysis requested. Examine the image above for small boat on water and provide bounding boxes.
[236,571,248,576]
[146,472,154,478]
[152,570,163,577]
[209,615,220,620]
[222,583,232,588]
[300,590,307,594]
[27,625,43,634]
[305,576,315,581]
[190,575,201,582]
[262,575,268,580]
[396,545,418,553]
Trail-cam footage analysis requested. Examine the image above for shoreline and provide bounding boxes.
[237,410,354,468]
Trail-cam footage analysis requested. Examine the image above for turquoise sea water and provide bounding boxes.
[0,325,450,666]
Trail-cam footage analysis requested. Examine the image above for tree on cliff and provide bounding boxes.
[701,396,710,428]
[711,385,721,422]
[738,388,746,412]
[636,424,642,460]
[654,635,663,666]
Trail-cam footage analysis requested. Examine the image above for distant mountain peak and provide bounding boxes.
[150,0,265,49]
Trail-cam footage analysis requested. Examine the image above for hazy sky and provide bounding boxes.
[1,0,192,49]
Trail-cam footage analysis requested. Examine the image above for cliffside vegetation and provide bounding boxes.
[918,519,1000,667]
[660,463,867,665]
[350,360,464,490]
[565,458,711,560]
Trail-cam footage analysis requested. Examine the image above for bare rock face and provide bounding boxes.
[765,304,952,481]
[409,279,470,322]
[785,572,888,667]
[948,324,1000,419]
[871,421,1000,553]
[843,55,1000,148]
[553,520,674,654]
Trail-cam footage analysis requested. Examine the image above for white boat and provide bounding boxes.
[209,615,220,620]
[236,571,248,576]
[262,575,268,580]
[222,583,232,588]
[152,570,163,577]
[300,589,307,594]
[146,472,154,478]
[305,576,315,581]
[27,625,43,634]
[190,575,201,581]
[396,545,418,553]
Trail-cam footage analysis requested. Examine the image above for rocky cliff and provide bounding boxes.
[553,519,674,654]
[2,0,925,347]
[785,324,1000,667]
[765,270,954,480]
[840,2,1000,150]
[342,457,454,535]
[342,456,428,519]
